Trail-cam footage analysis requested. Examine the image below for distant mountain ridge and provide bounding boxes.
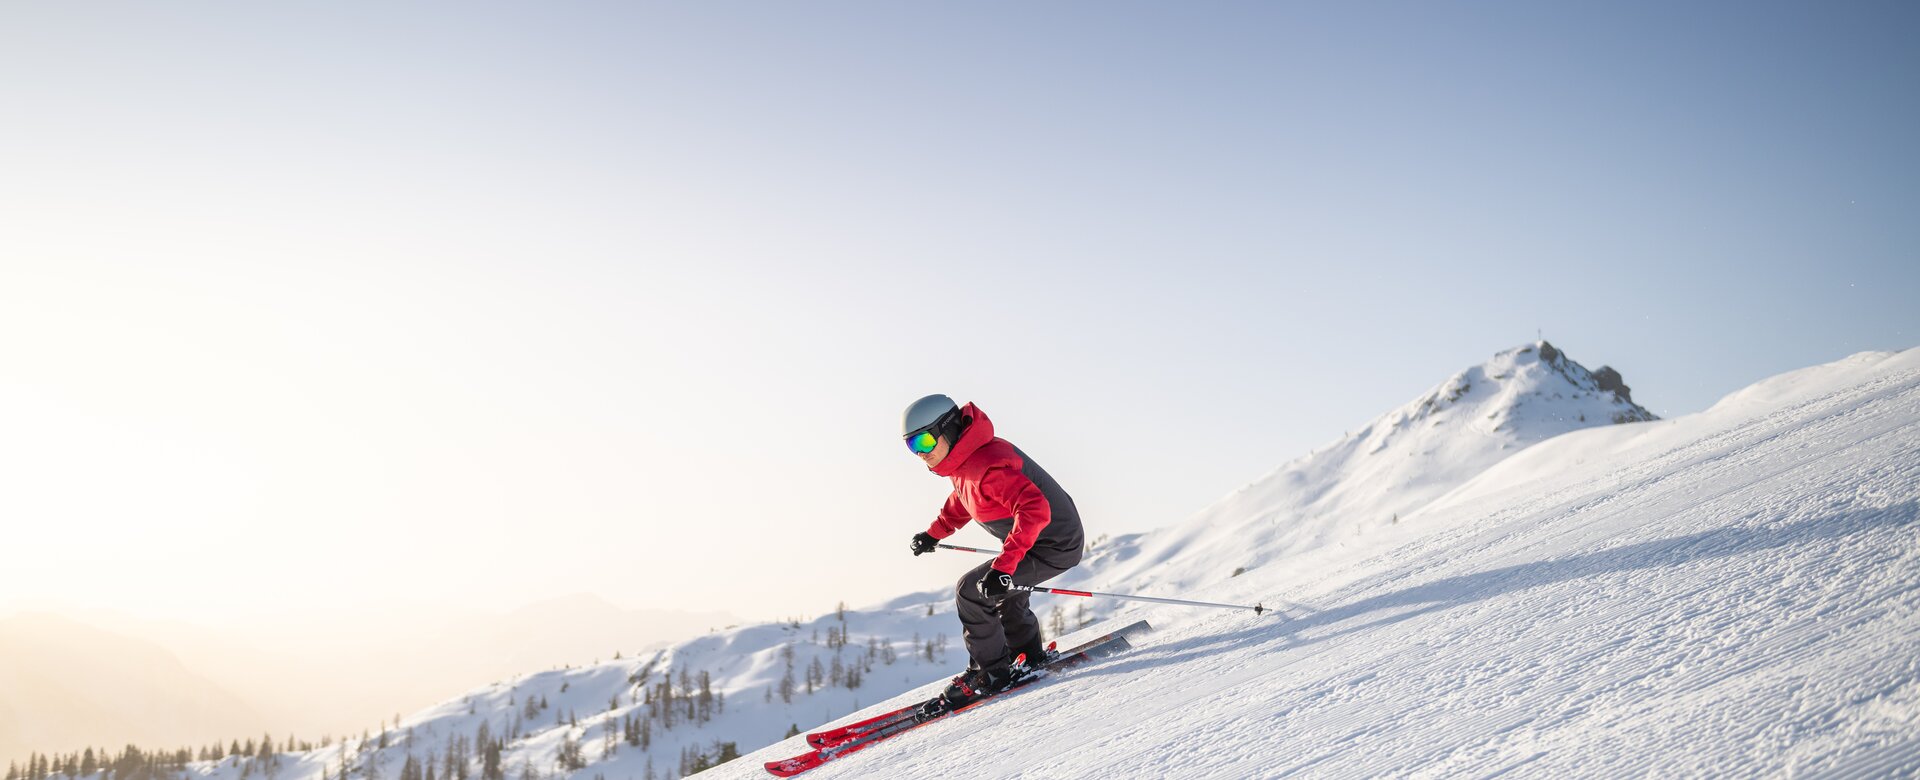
[2,596,737,770]
[0,614,264,766]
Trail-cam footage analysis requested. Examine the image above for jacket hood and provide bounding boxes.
[931,402,994,477]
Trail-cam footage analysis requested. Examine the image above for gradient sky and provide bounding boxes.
[3,2,1915,626]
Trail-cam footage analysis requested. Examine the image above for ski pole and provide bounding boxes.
[938,542,1268,615]
[1014,584,1267,616]
[936,543,1000,555]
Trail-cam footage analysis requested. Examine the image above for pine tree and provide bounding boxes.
[556,732,585,772]
[440,739,457,780]
[480,741,501,780]
[697,671,713,723]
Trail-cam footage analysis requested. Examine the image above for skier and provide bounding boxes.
[902,394,1085,712]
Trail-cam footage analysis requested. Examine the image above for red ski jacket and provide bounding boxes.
[923,403,1085,574]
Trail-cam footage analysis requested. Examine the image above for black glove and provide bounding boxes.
[910,532,939,556]
[979,569,1014,599]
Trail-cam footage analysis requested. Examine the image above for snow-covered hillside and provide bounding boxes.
[160,592,987,780]
[137,343,1916,780]
[706,346,1916,778]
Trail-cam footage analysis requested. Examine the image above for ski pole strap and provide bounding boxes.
[1014,584,1267,616]
[936,543,1000,555]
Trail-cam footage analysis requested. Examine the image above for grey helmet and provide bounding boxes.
[902,394,962,440]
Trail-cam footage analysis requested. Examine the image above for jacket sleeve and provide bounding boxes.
[981,466,1052,573]
[926,491,971,539]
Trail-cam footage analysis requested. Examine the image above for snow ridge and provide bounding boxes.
[1061,341,1655,599]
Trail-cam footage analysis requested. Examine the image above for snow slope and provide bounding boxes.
[711,346,1920,778]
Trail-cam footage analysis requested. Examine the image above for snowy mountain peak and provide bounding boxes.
[1394,341,1656,441]
[1065,342,1658,597]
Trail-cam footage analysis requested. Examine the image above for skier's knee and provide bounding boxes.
[955,570,984,603]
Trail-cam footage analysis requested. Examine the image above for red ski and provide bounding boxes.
[804,703,919,750]
[766,620,1150,776]
[803,619,1152,750]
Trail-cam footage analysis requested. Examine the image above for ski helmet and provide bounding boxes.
[902,394,962,443]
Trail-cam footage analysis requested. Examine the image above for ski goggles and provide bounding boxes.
[907,430,939,455]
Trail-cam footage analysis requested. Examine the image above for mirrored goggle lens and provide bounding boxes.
[908,431,938,454]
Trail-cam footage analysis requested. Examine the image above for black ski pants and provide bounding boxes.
[954,552,1077,671]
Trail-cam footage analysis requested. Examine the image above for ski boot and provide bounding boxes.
[916,665,1014,719]
[1010,636,1053,676]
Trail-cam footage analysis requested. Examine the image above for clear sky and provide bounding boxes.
[3,2,1915,626]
